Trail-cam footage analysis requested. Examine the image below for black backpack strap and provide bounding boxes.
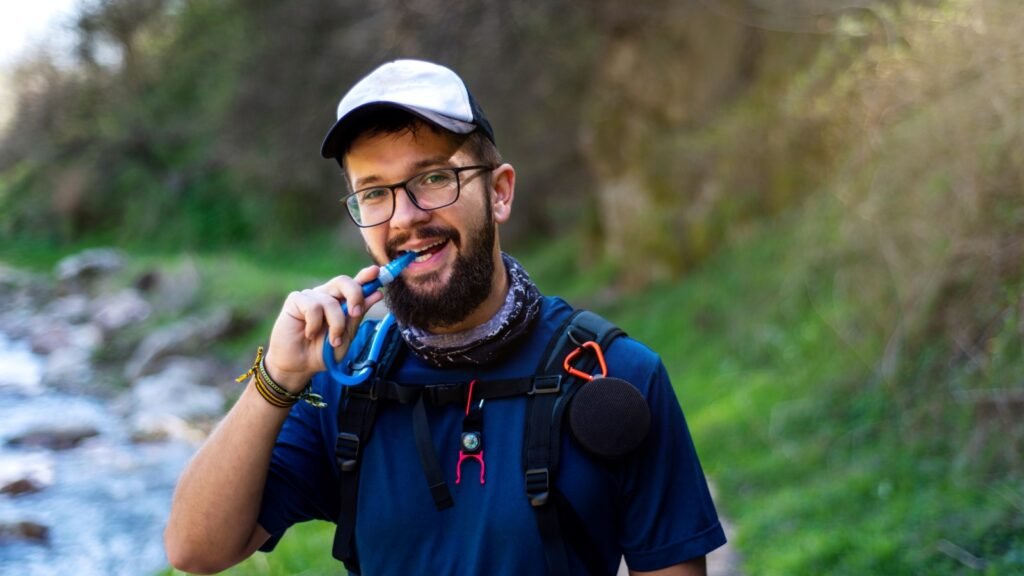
[331,317,405,573]
[412,392,455,510]
[524,309,625,576]
[367,376,535,406]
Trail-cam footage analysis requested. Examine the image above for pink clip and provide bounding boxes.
[456,450,485,485]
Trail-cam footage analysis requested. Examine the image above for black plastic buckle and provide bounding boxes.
[525,468,550,507]
[529,375,562,395]
[335,433,361,472]
[425,382,463,406]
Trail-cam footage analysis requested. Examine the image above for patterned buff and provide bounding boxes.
[398,253,543,368]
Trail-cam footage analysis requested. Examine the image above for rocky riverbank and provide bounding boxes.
[0,248,250,574]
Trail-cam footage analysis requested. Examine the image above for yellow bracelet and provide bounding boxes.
[236,347,326,409]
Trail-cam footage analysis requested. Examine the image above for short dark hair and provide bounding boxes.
[337,108,502,182]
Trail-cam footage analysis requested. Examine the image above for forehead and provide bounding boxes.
[344,124,466,188]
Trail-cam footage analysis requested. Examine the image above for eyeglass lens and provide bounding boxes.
[345,168,463,227]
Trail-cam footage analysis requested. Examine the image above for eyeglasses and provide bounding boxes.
[342,165,494,227]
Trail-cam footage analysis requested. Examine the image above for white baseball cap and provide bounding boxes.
[320,59,495,159]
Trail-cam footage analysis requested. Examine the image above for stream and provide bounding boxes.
[0,332,195,576]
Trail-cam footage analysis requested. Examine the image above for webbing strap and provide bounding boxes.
[524,309,625,576]
[412,394,454,510]
[555,488,615,576]
[535,497,573,573]
[332,318,403,572]
[331,385,378,570]
[359,376,536,406]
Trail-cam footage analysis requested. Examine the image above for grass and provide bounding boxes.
[604,207,1023,575]
[6,216,1020,575]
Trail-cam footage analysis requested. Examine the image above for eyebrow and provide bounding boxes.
[352,156,453,189]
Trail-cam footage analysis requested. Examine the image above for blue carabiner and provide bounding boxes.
[322,314,396,386]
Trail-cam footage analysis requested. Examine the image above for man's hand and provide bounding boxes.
[264,265,385,391]
[165,263,386,574]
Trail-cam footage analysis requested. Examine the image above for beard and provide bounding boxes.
[380,205,496,330]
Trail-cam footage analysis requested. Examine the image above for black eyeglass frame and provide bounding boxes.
[342,164,495,228]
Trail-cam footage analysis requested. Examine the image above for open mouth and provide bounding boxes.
[412,239,449,263]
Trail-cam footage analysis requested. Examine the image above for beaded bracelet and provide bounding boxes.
[236,347,326,409]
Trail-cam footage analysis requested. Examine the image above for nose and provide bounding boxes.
[389,186,430,230]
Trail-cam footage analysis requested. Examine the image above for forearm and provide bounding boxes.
[164,380,291,573]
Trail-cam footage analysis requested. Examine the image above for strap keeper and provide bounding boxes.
[335,433,361,472]
[525,468,551,507]
[529,375,562,395]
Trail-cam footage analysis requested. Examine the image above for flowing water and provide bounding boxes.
[0,333,195,576]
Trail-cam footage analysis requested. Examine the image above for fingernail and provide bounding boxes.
[332,337,342,347]
[351,305,362,316]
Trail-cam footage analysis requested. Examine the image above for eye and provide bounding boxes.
[417,170,455,188]
[360,187,390,203]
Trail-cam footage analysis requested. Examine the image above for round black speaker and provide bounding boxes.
[568,377,651,459]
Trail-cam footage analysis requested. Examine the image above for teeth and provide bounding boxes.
[411,239,446,263]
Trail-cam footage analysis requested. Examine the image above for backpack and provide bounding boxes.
[331,309,626,575]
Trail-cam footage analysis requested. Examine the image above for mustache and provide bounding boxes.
[386,225,460,259]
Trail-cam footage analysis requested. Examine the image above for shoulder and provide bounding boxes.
[605,336,663,378]
[540,297,668,389]
[544,296,662,374]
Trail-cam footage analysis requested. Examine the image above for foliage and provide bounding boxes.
[613,201,1022,574]
[0,0,602,250]
[800,0,1024,473]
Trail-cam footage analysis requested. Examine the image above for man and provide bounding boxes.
[165,59,725,575]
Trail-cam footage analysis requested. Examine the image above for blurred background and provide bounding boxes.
[0,0,1021,574]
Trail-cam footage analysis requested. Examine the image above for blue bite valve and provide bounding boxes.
[340,251,417,316]
[324,250,417,387]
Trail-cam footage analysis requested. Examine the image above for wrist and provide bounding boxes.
[262,351,312,395]
[235,347,325,410]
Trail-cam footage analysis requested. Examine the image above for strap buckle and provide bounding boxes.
[425,382,463,405]
[529,375,562,395]
[335,432,361,472]
[525,468,550,507]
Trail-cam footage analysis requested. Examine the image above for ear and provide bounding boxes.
[491,164,515,224]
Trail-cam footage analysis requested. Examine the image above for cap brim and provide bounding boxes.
[320,103,477,159]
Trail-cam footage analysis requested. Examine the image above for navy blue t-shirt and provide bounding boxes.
[258,296,725,574]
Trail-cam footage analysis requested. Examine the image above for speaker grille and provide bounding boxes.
[569,377,651,459]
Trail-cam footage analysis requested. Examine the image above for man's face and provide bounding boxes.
[344,125,500,330]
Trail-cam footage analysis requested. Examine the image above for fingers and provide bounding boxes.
[315,265,384,317]
[268,264,390,379]
[310,265,384,345]
[288,289,342,343]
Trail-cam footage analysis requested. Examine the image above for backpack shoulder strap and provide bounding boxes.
[524,308,625,576]
[331,315,404,572]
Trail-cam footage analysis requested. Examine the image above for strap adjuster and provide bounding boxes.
[525,468,550,507]
[335,433,361,472]
[425,382,463,405]
[529,375,561,395]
